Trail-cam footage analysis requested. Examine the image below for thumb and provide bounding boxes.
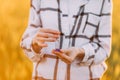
[60,48,70,54]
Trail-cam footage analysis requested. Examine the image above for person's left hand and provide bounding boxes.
[52,47,85,64]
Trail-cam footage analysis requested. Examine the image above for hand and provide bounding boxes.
[32,28,60,53]
[52,49,73,64]
[52,47,85,64]
[61,47,85,62]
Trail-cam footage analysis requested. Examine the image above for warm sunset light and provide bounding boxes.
[0,0,119,80]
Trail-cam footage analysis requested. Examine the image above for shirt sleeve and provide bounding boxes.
[20,0,42,62]
[81,0,112,65]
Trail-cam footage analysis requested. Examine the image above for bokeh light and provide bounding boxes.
[0,0,120,80]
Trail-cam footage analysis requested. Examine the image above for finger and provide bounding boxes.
[36,32,60,38]
[36,37,57,42]
[40,28,61,35]
[37,43,48,47]
[33,39,48,47]
[60,54,73,64]
[52,49,63,53]
[60,49,71,54]
[52,50,72,64]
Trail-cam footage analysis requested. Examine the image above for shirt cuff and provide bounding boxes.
[81,43,95,62]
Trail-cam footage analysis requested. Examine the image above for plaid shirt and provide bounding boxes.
[20,0,112,80]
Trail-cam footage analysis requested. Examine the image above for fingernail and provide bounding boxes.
[55,49,61,52]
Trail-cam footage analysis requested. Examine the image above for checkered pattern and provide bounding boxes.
[20,0,112,80]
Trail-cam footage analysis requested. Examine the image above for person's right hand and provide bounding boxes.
[32,28,60,53]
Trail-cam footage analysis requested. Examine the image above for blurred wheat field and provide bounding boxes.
[0,0,120,80]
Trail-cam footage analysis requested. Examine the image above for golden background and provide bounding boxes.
[0,0,120,80]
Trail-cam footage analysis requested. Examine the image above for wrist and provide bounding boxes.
[72,47,85,55]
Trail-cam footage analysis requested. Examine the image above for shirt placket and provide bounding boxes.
[59,0,70,49]
[68,0,74,33]
[60,0,69,35]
